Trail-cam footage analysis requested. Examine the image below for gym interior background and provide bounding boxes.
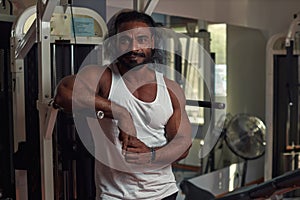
[0,0,300,199]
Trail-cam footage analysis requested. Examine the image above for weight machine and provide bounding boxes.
[265,12,300,181]
[10,1,107,199]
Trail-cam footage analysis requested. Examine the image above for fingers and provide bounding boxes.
[120,137,152,164]
[119,131,129,155]
[118,130,152,164]
[119,131,141,154]
[126,147,142,153]
[125,151,151,164]
[119,132,140,148]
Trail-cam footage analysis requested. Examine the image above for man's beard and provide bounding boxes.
[118,51,152,70]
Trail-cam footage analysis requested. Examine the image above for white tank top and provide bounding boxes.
[95,64,178,200]
[109,65,173,147]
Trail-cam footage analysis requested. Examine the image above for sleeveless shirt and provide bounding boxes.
[95,64,178,200]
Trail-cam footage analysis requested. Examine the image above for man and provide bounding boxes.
[54,10,192,200]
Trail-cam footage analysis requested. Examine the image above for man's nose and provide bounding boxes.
[130,39,141,51]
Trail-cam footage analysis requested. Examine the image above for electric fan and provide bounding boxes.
[225,114,266,160]
[224,113,266,185]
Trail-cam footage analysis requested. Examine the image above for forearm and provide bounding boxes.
[94,96,130,120]
[62,87,134,131]
[54,70,136,142]
[54,75,126,119]
[152,133,191,165]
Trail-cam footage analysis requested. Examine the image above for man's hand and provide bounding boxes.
[119,133,152,164]
[116,110,137,155]
[118,130,130,155]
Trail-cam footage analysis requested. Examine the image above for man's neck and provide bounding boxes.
[117,63,155,84]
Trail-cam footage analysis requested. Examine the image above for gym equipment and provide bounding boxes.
[225,114,266,161]
[216,168,300,200]
[180,179,215,200]
[10,2,107,199]
[180,114,267,199]
[0,0,12,15]
[225,114,266,186]
[180,167,300,200]
[201,113,265,180]
[265,12,300,181]
[0,10,15,200]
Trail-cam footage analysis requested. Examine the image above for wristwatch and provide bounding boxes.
[96,110,105,119]
[150,147,156,162]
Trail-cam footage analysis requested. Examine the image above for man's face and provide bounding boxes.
[116,21,154,70]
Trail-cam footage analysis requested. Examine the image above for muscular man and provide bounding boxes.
[54,10,192,200]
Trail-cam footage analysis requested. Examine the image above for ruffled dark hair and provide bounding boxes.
[104,9,166,65]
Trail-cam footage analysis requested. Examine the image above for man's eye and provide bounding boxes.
[137,36,149,44]
[119,37,131,45]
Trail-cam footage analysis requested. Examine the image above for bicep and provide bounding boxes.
[165,86,191,142]
[54,66,108,111]
[164,89,192,160]
[54,75,76,111]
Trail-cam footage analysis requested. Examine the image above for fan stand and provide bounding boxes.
[241,160,248,187]
[203,113,266,188]
[203,132,249,187]
[204,135,251,187]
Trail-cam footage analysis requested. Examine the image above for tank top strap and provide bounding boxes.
[108,64,122,100]
[155,71,173,113]
[155,70,165,86]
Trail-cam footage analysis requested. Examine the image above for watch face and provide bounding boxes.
[97,110,105,119]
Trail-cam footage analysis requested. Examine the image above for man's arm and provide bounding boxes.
[54,75,75,112]
[163,80,192,161]
[54,66,116,115]
[54,66,137,147]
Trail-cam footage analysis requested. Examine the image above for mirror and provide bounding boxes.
[151,13,267,187]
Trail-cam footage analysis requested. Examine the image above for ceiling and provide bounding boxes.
[107,0,300,38]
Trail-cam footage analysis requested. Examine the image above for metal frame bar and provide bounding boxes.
[285,13,300,48]
[10,6,36,200]
[36,0,58,200]
[14,20,36,59]
[0,13,16,22]
[133,0,159,15]
[265,33,286,181]
[143,0,159,15]
[133,0,145,12]
[36,1,58,199]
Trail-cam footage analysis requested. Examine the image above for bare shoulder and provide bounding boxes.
[76,65,112,81]
[76,65,113,97]
[163,77,186,106]
[57,65,112,94]
[59,65,111,81]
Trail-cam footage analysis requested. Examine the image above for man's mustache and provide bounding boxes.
[123,51,146,57]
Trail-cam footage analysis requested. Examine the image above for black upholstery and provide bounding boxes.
[216,169,300,200]
[180,180,215,200]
